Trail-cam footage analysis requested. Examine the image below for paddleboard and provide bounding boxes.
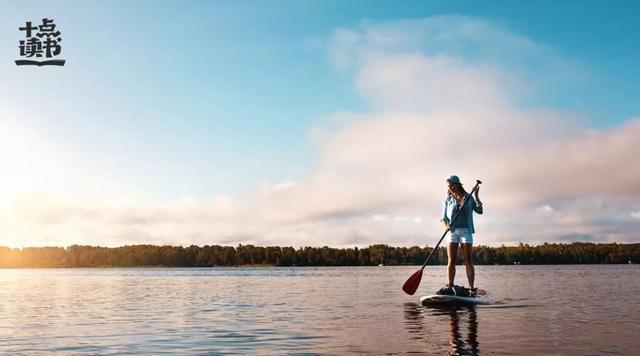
[420,289,493,306]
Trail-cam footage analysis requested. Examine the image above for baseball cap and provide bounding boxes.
[446,175,462,184]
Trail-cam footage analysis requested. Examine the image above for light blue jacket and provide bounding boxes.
[441,193,483,233]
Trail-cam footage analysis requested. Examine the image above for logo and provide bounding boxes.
[15,18,66,66]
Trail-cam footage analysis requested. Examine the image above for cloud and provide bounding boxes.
[254,16,640,245]
[536,205,555,214]
[1,16,638,248]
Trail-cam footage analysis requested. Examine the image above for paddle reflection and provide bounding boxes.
[403,303,479,355]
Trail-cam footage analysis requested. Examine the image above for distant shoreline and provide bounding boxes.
[1,242,638,268]
[0,264,278,269]
[0,264,637,269]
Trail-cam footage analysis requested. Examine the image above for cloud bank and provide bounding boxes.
[2,16,639,247]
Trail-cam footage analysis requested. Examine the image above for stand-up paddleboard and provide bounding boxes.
[420,289,493,306]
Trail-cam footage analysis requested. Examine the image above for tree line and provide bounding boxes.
[0,242,638,268]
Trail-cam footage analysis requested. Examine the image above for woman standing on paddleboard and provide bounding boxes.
[440,175,483,295]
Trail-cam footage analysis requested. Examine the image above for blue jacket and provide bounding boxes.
[441,193,483,233]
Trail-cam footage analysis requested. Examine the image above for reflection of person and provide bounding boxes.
[440,175,483,294]
[402,303,479,354]
[448,307,478,355]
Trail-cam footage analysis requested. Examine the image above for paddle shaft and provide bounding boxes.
[420,180,482,270]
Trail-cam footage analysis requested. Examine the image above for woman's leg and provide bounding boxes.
[447,242,459,287]
[461,243,475,288]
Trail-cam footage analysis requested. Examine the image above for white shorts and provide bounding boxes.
[449,228,473,244]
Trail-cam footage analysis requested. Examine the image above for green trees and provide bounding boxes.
[0,242,637,268]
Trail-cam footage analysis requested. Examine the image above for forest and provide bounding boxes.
[0,242,638,267]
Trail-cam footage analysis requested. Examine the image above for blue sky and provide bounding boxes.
[1,1,639,247]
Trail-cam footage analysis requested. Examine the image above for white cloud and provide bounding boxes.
[536,205,555,214]
[252,17,640,245]
[1,16,638,248]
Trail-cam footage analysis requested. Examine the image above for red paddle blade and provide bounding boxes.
[402,269,423,295]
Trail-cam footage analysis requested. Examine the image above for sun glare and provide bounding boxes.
[0,123,63,204]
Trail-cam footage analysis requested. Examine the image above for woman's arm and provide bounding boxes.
[441,197,450,228]
[473,186,483,214]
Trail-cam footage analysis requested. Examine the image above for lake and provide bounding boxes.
[1,265,638,354]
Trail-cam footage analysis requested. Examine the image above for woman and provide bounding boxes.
[440,175,483,296]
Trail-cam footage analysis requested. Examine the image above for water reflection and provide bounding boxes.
[446,306,478,355]
[404,303,479,355]
[1,266,637,354]
[403,302,425,337]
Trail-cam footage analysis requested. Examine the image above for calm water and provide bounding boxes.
[0,265,638,355]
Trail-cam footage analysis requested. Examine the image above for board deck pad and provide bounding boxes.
[420,289,493,306]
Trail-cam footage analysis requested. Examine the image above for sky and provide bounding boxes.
[0,0,639,248]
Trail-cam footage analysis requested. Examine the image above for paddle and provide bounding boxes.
[402,179,482,295]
